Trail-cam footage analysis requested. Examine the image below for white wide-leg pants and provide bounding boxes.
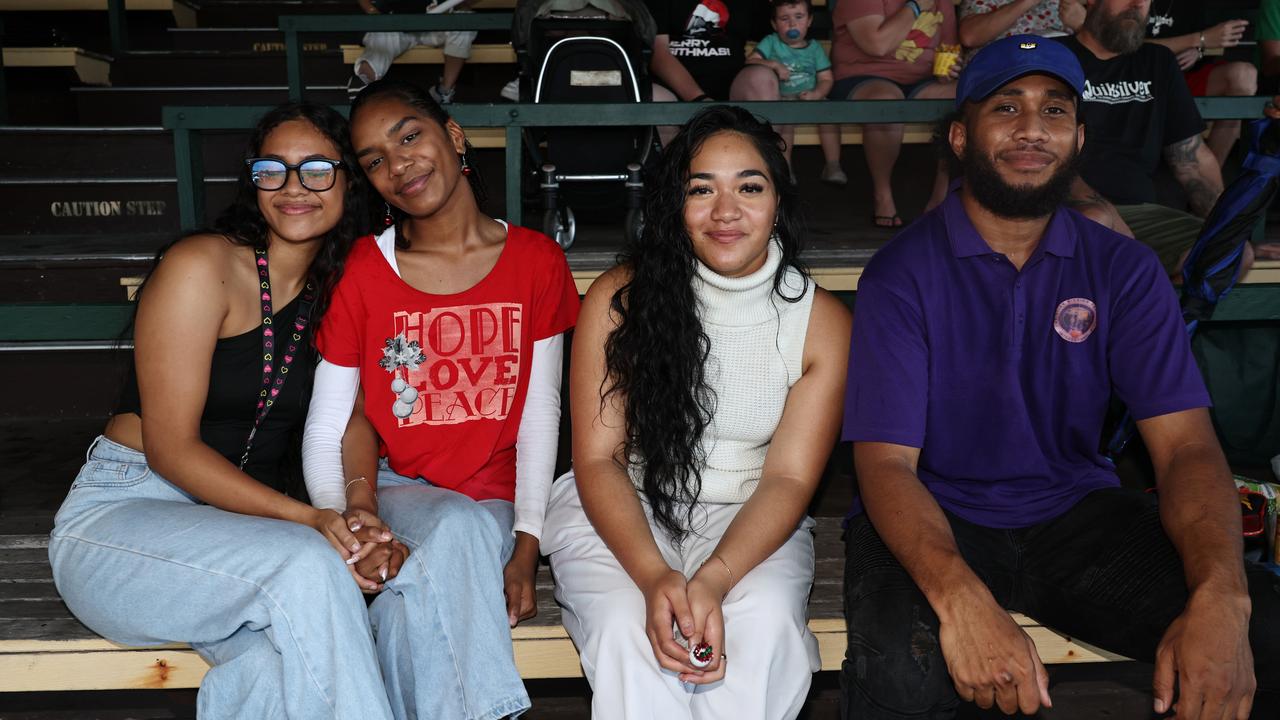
[543,473,820,720]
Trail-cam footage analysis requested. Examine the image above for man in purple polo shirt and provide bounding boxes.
[841,34,1280,720]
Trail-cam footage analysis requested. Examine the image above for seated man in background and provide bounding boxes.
[1146,0,1256,167]
[841,34,1280,720]
[1057,0,1252,276]
[350,0,476,104]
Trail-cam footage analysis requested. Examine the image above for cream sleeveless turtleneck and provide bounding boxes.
[628,241,816,504]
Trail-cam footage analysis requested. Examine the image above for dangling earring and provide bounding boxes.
[770,222,780,245]
[459,152,472,176]
[384,202,394,228]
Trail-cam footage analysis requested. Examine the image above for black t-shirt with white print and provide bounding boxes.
[647,0,770,101]
[1057,35,1206,206]
[1146,0,1256,70]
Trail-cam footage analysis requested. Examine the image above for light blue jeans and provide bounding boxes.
[48,437,395,720]
[368,462,530,720]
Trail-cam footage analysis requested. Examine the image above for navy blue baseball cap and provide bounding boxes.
[955,34,1086,109]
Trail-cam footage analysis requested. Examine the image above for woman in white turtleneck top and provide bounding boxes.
[541,106,852,720]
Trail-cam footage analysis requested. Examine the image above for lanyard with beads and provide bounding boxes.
[240,247,315,470]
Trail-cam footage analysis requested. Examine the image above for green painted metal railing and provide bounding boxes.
[162,96,1271,230]
[107,0,128,57]
[3,284,1278,347]
[279,13,515,102]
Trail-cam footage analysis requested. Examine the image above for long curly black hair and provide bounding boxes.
[208,101,370,330]
[605,105,810,541]
[348,78,488,246]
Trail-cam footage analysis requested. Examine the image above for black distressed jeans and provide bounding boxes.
[840,486,1280,719]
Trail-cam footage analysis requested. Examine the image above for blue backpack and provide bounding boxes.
[1107,118,1280,459]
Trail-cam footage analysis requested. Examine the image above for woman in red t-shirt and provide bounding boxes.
[302,80,579,719]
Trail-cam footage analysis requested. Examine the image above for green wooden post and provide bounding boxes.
[108,0,129,56]
[284,25,303,102]
[173,125,205,230]
[506,125,522,227]
[0,18,8,125]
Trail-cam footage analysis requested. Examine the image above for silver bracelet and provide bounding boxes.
[344,476,368,492]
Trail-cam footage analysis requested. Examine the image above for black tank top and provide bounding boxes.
[116,294,314,492]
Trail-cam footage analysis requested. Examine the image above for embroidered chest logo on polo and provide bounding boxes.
[1054,298,1097,343]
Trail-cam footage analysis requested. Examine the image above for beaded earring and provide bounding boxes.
[384,202,394,228]
[459,152,472,176]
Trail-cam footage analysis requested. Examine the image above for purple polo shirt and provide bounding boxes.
[843,188,1210,528]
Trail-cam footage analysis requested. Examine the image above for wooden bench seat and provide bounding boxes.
[1,47,111,86]
[447,124,936,149]
[0,517,1124,693]
[339,41,834,67]
[0,0,196,26]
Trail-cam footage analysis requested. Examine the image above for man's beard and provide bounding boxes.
[1083,3,1147,54]
[961,142,1079,220]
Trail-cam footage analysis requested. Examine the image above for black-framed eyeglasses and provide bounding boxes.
[246,158,344,192]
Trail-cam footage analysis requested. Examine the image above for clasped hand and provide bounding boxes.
[311,507,410,593]
[639,566,729,685]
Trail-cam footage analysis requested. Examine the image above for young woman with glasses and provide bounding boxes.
[46,103,399,718]
[300,79,579,720]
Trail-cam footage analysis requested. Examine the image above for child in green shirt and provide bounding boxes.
[746,0,844,183]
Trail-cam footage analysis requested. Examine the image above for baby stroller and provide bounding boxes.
[512,0,657,249]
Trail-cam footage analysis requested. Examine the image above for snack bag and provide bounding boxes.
[1234,476,1279,562]
[933,44,960,78]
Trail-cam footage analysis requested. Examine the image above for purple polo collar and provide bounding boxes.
[941,184,1078,260]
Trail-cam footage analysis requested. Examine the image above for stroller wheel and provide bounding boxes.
[544,205,576,250]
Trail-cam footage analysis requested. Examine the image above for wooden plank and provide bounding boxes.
[0,647,208,691]
[0,564,53,584]
[478,124,925,150]
[341,41,839,67]
[0,0,174,9]
[1,47,111,85]
[1240,259,1280,284]
[342,43,515,65]
[0,614,1123,692]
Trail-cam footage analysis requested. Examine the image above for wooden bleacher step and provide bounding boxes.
[1,47,111,86]
[0,0,197,27]
[187,0,364,27]
[71,85,349,125]
[106,49,347,87]
[165,26,361,53]
[0,127,251,240]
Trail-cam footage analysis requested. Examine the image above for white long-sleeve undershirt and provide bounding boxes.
[302,336,563,541]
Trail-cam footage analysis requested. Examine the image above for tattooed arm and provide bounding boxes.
[1067,178,1134,237]
[1163,133,1223,218]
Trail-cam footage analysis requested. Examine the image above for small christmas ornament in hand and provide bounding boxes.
[379,334,427,419]
[689,642,714,669]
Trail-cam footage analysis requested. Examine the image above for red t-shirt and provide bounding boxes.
[315,224,580,502]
